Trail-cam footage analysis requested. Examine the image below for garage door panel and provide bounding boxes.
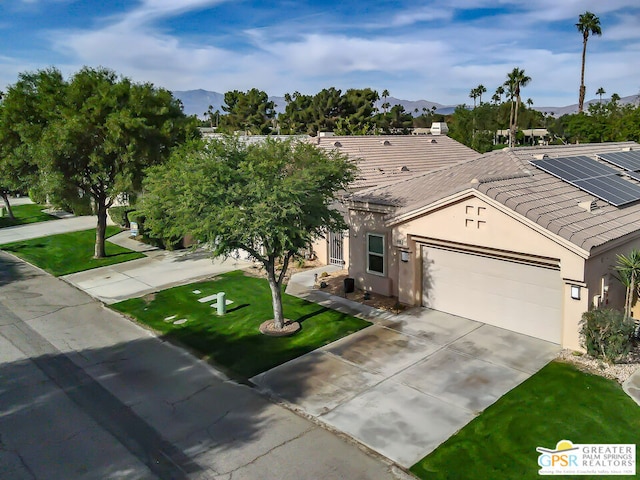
[422,246,562,343]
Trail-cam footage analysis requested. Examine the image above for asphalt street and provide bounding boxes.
[0,252,406,479]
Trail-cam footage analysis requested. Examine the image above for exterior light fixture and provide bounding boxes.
[571,285,581,300]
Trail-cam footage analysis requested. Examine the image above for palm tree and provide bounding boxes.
[526,98,533,108]
[476,84,487,105]
[615,250,640,318]
[381,89,390,113]
[469,87,479,108]
[596,87,606,103]
[504,67,531,147]
[495,85,505,103]
[491,93,500,104]
[576,11,602,113]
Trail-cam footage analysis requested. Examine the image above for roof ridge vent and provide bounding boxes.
[534,153,549,160]
[622,146,634,151]
[578,200,599,213]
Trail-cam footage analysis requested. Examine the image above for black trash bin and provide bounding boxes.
[344,277,355,294]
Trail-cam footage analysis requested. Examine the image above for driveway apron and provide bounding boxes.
[252,308,560,468]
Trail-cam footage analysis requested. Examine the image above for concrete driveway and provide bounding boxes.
[252,308,559,468]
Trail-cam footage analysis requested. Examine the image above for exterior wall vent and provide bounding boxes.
[578,200,599,213]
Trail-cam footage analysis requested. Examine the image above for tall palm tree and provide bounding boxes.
[495,85,505,103]
[596,87,606,103]
[381,89,390,113]
[476,84,487,105]
[576,11,602,113]
[469,87,478,108]
[504,67,531,147]
[526,98,533,108]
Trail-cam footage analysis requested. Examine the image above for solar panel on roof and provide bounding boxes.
[530,155,619,181]
[530,155,640,207]
[574,176,640,207]
[597,151,640,171]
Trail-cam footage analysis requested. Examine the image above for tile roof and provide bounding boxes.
[310,135,478,189]
[350,141,640,252]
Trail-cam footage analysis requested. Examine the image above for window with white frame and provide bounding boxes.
[367,233,385,275]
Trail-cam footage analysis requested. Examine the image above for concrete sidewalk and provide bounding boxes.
[64,232,253,304]
[0,215,99,244]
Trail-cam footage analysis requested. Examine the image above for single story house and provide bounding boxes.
[310,133,479,268]
[347,141,640,350]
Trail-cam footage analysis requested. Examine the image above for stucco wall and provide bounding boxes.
[348,193,592,348]
[348,207,396,296]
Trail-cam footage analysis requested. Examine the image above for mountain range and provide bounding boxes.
[173,89,640,120]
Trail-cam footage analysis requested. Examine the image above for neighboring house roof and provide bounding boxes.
[311,135,478,190]
[350,141,640,252]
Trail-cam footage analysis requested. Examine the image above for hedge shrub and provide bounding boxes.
[580,308,635,363]
[108,206,134,228]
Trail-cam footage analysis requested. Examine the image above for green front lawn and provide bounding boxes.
[0,203,58,228]
[0,226,145,276]
[411,361,640,480]
[111,270,371,379]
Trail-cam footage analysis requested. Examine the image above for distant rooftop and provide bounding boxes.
[311,135,478,190]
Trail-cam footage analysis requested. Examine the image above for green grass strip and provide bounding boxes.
[0,204,59,228]
[1,226,145,276]
[411,361,640,480]
[112,270,371,379]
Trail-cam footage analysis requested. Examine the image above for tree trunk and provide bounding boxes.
[508,99,515,148]
[514,95,521,146]
[578,37,588,113]
[265,260,285,329]
[1,192,15,220]
[95,199,107,259]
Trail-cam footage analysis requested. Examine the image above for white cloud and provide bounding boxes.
[6,0,637,106]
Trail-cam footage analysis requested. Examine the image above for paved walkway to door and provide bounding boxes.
[254,269,560,468]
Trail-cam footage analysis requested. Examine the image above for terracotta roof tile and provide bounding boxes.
[310,135,479,189]
[351,141,640,251]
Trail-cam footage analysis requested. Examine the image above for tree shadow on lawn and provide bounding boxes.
[294,307,331,324]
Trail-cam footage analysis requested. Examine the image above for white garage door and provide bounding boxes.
[422,245,562,343]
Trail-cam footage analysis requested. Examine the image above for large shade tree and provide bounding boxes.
[576,11,602,113]
[140,137,357,330]
[3,67,196,257]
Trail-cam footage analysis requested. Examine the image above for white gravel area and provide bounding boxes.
[556,342,640,384]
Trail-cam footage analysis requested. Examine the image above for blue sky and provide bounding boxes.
[1,0,639,106]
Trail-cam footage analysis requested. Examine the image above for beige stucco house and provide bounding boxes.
[347,142,640,350]
[309,134,479,267]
